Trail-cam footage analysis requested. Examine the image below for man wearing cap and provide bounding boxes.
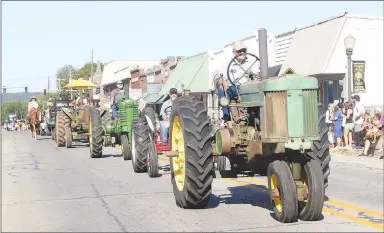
[159,88,178,145]
[216,41,260,121]
[111,80,126,119]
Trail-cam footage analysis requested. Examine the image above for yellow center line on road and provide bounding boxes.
[219,177,383,231]
[240,177,384,219]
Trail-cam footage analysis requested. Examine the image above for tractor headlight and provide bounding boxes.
[219,97,229,106]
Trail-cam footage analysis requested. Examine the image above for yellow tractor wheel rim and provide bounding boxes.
[171,116,186,191]
[89,118,92,151]
[270,174,283,212]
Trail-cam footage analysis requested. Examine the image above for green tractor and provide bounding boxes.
[96,96,139,159]
[164,28,331,223]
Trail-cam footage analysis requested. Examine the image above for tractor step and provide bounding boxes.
[165,151,179,158]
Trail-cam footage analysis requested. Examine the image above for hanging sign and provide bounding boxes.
[352,60,366,92]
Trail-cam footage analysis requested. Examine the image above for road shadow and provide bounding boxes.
[207,183,273,212]
[100,154,122,158]
[70,144,90,148]
[37,137,51,140]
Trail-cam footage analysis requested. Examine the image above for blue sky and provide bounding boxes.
[2,1,383,92]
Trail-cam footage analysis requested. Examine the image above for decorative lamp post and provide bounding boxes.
[344,34,356,102]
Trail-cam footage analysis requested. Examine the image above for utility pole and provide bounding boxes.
[48,76,50,100]
[69,69,73,99]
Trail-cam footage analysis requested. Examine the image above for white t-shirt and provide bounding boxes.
[353,102,364,125]
[28,101,39,111]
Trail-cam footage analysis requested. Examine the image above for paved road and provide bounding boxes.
[2,131,384,232]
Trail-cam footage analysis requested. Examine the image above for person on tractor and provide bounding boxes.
[216,41,260,122]
[111,80,126,119]
[159,88,178,146]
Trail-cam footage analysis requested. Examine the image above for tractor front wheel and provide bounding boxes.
[89,108,103,158]
[267,160,298,223]
[121,134,131,160]
[147,142,159,178]
[65,127,73,148]
[169,95,213,209]
[298,159,325,221]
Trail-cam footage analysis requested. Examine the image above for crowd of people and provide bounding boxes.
[326,95,384,158]
[3,120,28,131]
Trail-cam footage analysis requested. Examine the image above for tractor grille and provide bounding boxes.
[119,109,127,122]
[265,91,288,138]
[302,90,318,136]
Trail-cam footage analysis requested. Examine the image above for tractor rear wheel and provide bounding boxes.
[307,104,331,189]
[169,95,213,209]
[267,160,298,223]
[121,134,131,160]
[132,119,148,173]
[89,108,103,158]
[298,159,325,221]
[56,111,69,147]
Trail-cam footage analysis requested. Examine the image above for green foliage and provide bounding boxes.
[56,62,104,92]
[1,101,28,122]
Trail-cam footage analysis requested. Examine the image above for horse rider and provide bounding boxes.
[111,80,126,119]
[159,88,178,146]
[216,41,260,121]
[27,96,39,121]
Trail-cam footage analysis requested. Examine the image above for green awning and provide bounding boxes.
[143,93,164,103]
[159,52,211,95]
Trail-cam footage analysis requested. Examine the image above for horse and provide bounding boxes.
[28,108,42,140]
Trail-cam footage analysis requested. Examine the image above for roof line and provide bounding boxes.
[296,12,348,32]
[347,14,383,20]
[322,13,349,73]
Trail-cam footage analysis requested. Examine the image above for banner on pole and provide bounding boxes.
[352,60,366,92]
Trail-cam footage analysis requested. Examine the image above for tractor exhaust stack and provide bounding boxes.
[258,28,269,80]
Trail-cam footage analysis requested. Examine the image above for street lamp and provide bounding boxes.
[344,34,356,101]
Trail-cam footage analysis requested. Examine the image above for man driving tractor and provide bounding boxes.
[217,41,261,121]
[159,88,178,145]
[112,80,126,119]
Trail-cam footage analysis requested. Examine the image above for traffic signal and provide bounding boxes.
[44,89,47,95]
[25,87,28,93]
[2,88,6,94]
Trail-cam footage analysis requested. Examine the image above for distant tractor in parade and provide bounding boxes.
[161,28,331,223]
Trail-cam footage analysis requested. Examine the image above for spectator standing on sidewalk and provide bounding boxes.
[333,103,344,148]
[374,107,384,158]
[352,95,365,149]
[343,102,354,149]
[326,103,335,147]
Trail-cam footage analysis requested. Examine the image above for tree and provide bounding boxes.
[1,101,28,122]
[73,62,104,81]
[56,65,77,92]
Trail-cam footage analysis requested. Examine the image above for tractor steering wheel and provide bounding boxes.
[163,105,172,119]
[226,52,260,87]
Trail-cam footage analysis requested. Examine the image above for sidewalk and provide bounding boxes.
[330,147,383,159]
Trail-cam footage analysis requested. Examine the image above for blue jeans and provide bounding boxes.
[217,86,239,120]
[159,121,169,144]
[112,104,119,119]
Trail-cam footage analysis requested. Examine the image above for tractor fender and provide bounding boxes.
[144,114,155,132]
[61,108,73,120]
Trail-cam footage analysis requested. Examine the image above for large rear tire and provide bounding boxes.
[267,160,298,223]
[56,111,70,147]
[89,108,103,158]
[132,118,149,173]
[169,95,213,209]
[307,104,331,189]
